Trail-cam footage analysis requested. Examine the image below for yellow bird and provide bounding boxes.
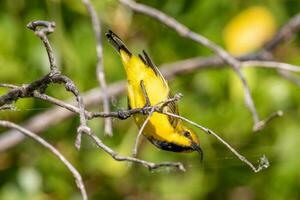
[106,30,203,160]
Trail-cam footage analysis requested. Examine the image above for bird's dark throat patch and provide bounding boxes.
[148,137,193,152]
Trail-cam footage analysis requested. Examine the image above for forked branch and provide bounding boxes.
[27,20,90,150]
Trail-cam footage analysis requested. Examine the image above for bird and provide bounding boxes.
[105,30,203,160]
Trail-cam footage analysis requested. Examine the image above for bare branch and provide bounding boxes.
[253,110,284,132]
[27,21,57,72]
[0,120,88,200]
[132,107,155,158]
[242,60,300,72]
[33,91,80,113]
[162,111,269,173]
[0,83,18,89]
[86,130,185,172]
[82,0,112,136]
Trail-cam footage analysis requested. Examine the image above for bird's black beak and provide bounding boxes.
[192,142,203,162]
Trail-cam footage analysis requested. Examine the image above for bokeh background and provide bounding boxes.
[1,0,300,199]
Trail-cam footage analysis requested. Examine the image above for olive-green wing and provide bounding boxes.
[139,50,180,129]
[166,92,180,128]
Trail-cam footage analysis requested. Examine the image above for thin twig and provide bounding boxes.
[87,130,185,171]
[33,91,80,113]
[0,120,88,200]
[253,110,284,132]
[132,107,155,157]
[242,60,300,72]
[162,111,269,173]
[0,83,19,89]
[27,21,57,72]
[82,0,112,136]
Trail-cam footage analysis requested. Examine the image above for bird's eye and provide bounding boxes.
[183,131,191,138]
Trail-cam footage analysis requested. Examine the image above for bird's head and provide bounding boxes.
[179,126,203,161]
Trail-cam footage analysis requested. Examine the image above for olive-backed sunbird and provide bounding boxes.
[106,30,203,160]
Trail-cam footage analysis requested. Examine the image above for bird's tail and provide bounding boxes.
[105,30,132,57]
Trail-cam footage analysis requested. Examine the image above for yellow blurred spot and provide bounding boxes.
[223,6,276,55]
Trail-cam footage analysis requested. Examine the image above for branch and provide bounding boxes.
[0,120,88,200]
[161,112,269,173]
[0,83,18,89]
[82,0,112,136]
[87,130,185,171]
[132,107,155,157]
[27,20,57,72]
[253,110,283,132]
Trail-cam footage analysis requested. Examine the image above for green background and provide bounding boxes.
[0,0,300,199]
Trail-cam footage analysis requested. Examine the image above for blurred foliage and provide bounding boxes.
[0,0,300,200]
